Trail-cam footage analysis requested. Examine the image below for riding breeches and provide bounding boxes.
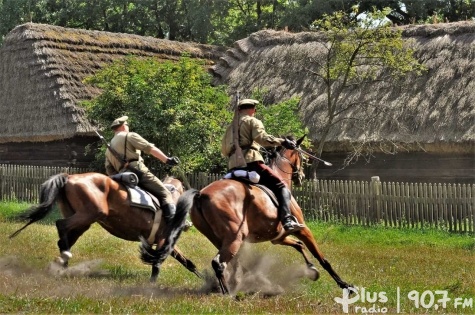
[138,170,174,206]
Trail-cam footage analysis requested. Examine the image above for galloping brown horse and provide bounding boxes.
[10,174,200,281]
[142,135,353,294]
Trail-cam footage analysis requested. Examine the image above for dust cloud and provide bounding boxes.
[200,243,319,297]
[0,245,317,299]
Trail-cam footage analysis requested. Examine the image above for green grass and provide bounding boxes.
[0,201,31,220]
[0,201,62,223]
[0,201,474,314]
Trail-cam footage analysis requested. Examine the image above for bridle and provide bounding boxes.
[273,148,306,185]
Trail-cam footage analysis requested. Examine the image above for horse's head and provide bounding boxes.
[275,134,307,187]
[163,176,185,203]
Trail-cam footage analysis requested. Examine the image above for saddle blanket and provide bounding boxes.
[110,172,159,212]
[126,186,158,212]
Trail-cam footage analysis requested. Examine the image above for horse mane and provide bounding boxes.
[280,134,296,141]
[259,135,295,163]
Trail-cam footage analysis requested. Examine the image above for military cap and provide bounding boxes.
[110,116,128,129]
[238,99,259,108]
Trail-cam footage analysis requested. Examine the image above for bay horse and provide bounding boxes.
[9,174,200,281]
[141,135,353,294]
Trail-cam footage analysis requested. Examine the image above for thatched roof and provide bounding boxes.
[0,23,226,143]
[211,21,475,153]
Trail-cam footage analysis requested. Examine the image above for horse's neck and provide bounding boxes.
[270,155,293,189]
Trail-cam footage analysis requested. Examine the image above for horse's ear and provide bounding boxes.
[296,134,306,146]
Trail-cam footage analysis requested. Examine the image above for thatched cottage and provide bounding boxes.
[211,21,475,183]
[0,23,225,167]
[0,22,473,183]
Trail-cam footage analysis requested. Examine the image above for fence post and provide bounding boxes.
[0,164,4,201]
[371,176,382,225]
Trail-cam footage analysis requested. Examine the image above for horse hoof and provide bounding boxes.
[53,256,69,268]
[61,251,73,260]
[307,265,320,281]
[55,256,66,266]
[48,260,67,276]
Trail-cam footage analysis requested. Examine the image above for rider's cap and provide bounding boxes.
[110,116,128,129]
[238,99,259,108]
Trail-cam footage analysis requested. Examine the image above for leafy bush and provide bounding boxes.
[83,55,231,173]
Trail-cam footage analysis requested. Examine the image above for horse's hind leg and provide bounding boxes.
[55,216,92,266]
[294,228,352,289]
[212,254,229,294]
[54,185,107,267]
[212,238,243,295]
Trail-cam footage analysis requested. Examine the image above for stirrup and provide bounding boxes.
[282,217,305,232]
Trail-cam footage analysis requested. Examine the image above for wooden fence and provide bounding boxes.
[0,164,92,202]
[187,173,474,233]
[292,176,474,233]
[1,165,473,233]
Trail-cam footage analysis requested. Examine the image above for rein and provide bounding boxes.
[272,148,304,183]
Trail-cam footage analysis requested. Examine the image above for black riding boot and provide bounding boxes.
[161,203,176,225]
[276,187,304,232]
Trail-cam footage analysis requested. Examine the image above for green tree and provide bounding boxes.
[2,1,473,46]
[259,98,308,142]
[357,0,475,24]
[83,56,231,174]
[306,8,426,176]
[248,90,310,147]
[0,0,34,40]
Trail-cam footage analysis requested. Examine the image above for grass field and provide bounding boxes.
[0,201,474,314]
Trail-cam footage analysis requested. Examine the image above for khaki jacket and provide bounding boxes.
[221,114,284,169]
[105,131,155,175]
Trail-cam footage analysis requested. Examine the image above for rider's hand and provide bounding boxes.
[166,156,180,166]
[281,138,297,150]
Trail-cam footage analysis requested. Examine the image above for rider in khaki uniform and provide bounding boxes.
[221,99,304,232]
[105,116,180,224]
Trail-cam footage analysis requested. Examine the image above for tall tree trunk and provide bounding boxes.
[309,124,331,180]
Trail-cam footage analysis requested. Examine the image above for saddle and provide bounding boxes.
[110,172,182,245]
[223,170,278,207]
[110,172,159,212]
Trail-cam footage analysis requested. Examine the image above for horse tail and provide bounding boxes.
[139,188,199,267]
[9,173,68,238]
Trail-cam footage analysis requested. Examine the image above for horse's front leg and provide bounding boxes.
[171,247,203,278]
[294,227,353,290]
[139,237,171,283]
[272,236,320,281]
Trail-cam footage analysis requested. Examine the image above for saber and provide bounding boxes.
[296,148,333,166]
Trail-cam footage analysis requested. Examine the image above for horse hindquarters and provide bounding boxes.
[54,174,112,266]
